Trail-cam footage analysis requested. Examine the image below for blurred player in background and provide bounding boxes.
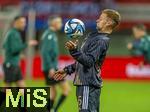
[137,25,150,65]
[40,16,70,112]
[1,16,37,109]
[127,24,146,56]
[3,16,37,87]
[127,24,150,65]
[53,9,121,112]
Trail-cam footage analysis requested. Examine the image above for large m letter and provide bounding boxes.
[6,89,24,107]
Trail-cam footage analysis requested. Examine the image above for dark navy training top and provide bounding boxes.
[64,31,110,87]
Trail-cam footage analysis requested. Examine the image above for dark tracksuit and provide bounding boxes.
[3,28,27,82]
[64,31,110,112]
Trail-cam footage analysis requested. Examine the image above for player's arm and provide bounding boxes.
[140,40,149,52]
[53,62,76,81]
[64,62,76,75]
[66,40,106,68]
[41,35,57,74]
[51,34,59,58]
[43,50,53,69]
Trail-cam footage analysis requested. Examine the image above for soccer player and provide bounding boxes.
[1,16,37,108]
[136,24,150,64]
[53,9,121,112]
[40,16,70,112]
[127,24,150,66]
[127,24,146,56]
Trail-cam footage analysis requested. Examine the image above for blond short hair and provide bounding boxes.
[102,9,121,29]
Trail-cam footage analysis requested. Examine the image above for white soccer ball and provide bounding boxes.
[64,18,85,38]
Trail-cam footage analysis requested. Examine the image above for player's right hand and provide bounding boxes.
[65,40,78,50]
[53,70,67,81]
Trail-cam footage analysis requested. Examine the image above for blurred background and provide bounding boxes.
[0,0,150,112]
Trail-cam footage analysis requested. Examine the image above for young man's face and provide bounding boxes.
[96,13,113,31]
[15,17,26,31]
[132,27,145,39]
[51,17,63,31]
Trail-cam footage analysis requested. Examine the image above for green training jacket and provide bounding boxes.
[3,28,27,66]
[40,29,59,71]
[140,35,150,63]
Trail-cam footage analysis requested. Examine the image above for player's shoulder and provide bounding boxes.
[141,35,150,42]
[87,31,109,46]
[146,35,150,41]
[43,29,50,35]
[42,29,51,38]
[5,28,19,39]
[7,28,16,35]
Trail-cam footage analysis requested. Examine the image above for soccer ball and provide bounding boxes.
[64,18,85,38]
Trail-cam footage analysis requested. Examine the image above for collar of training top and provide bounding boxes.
[88,31,109,38]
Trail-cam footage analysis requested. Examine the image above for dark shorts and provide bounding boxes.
[43,71,64,86]
[76,86,101,112]
[3,63,23,83]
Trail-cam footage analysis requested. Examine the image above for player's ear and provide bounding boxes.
[106,19,113,28]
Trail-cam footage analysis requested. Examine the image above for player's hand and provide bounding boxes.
[49,69,55,78]
[65,40,78,50]
[53,70,67,81]
[127,43,133,50]
[28,40,38,46]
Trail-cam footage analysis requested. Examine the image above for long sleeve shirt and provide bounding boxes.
[40,29,59,71]
[3,28,27,66]
[64,31,110,87]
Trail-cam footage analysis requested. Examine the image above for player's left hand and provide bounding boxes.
[65,40,78,50]
[53,70,67,81]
